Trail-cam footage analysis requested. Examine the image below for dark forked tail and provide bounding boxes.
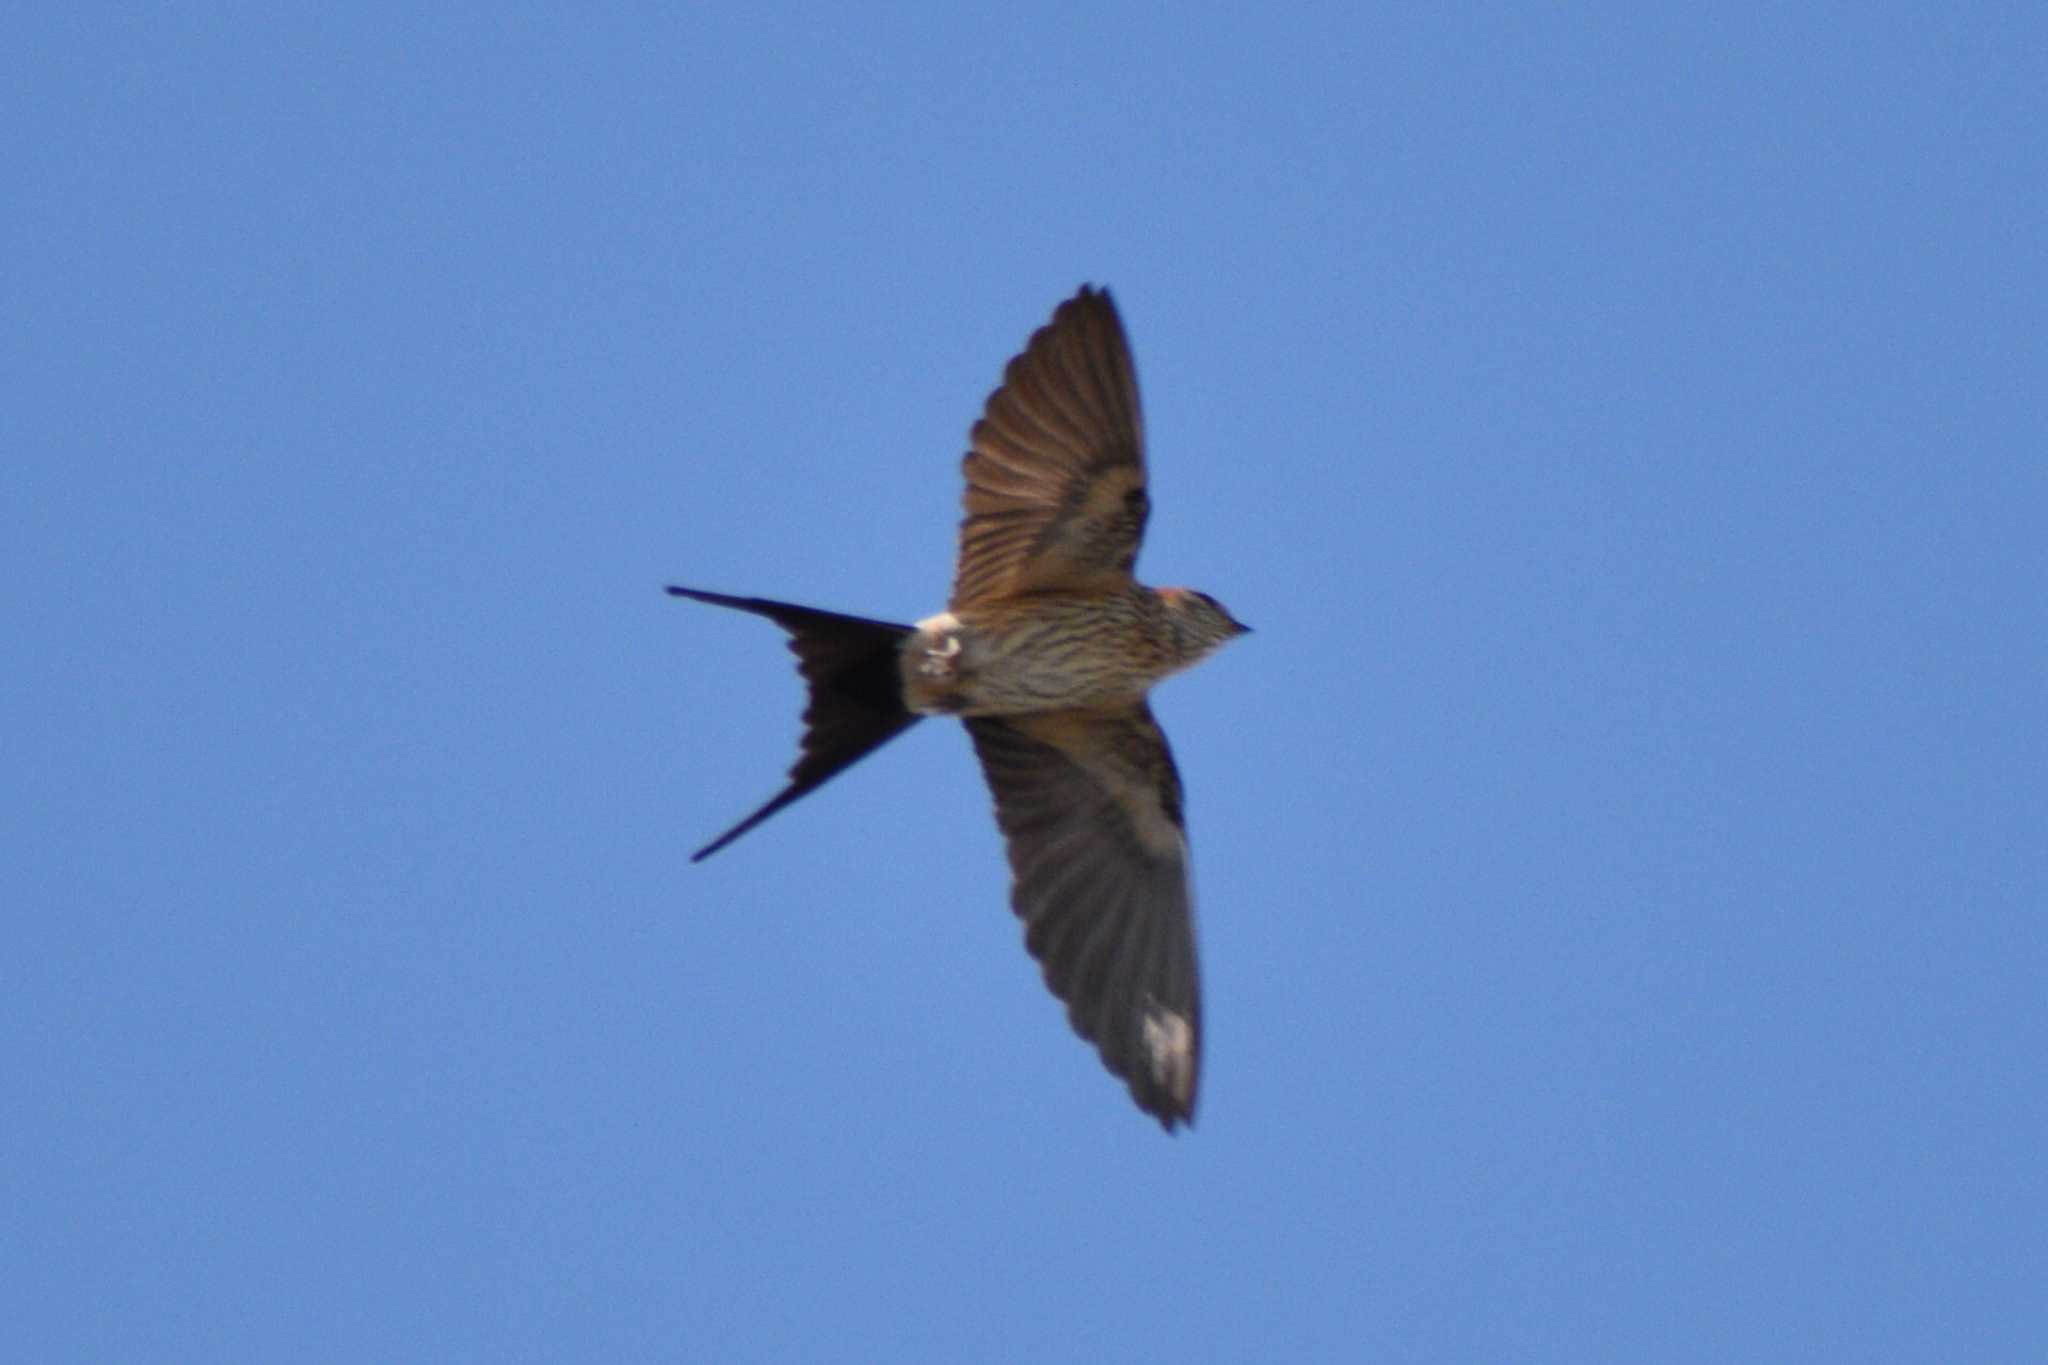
[667,586,920,861]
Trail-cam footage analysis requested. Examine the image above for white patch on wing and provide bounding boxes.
[1141,1000,1195,1104]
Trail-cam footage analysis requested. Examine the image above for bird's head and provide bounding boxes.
[1157,586,1252,662]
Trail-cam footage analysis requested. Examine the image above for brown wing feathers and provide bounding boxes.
[952,287,1150,606]
[965,710,1201,1129]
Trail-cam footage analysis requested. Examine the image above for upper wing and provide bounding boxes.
[950,286,1150,608]
[965,704,1201,1129]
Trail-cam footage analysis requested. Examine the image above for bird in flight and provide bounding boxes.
[669,286,1249,1129]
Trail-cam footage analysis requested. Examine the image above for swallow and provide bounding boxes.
[669,286,1249,1129]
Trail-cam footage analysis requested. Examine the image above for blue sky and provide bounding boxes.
[8,5,2045,1361]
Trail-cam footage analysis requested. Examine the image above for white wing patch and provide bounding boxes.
[1141,1000,1195,1108]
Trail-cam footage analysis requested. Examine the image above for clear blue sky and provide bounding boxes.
[8,6,2044,1361]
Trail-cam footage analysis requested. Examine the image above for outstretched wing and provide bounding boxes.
[965,704,1201,1129]
[950,286,1150,608]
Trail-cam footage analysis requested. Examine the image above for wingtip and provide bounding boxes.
[1067,281,1116,313]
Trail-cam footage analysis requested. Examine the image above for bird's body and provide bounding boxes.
[904,586,1228,717]
[669,286,1247,1129]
